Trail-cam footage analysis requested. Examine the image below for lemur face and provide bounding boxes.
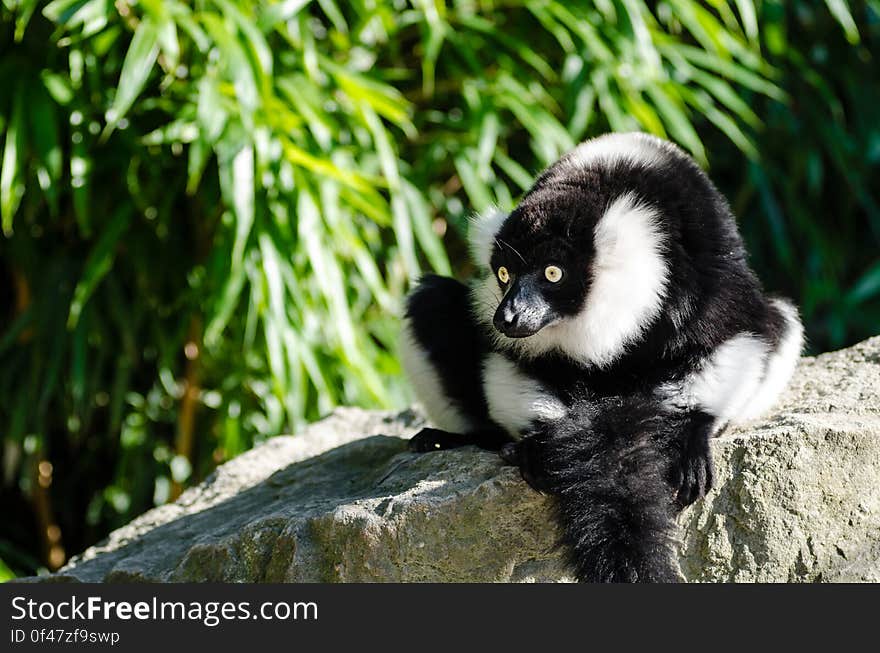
[470,133,676,367]
[488,208,593,338]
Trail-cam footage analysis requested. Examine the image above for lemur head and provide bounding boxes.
[470,132,740,368]
[484,189,597,339]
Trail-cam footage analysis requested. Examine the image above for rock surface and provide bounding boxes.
[43,338,880,582]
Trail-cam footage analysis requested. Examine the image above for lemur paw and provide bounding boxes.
[670,436,713,509]
[500,438,554,493]
[408,428,468,452]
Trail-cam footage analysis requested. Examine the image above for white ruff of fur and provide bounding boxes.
[659,301,803,429]
[468,207,509,268]
[737,298,804,421]
[564,131,679,171]
[482,353,567,438]
[399,317,474,433]
[685,333,769,427]
[473,192,669,368]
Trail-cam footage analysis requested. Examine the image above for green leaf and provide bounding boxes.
[689,68,761,127]
[13,0,39,40]
[402,179,451,276]
[196,76,227,143]
[186,137,210,194]
[214,0,274,86]
[205,266,246,348]
[846,260,880,306]
[27,78,63,215]
[276,75,332,149]
[257,234,291,399]
[454,152,493,213]
[0,83,25,236]
[323,59,414,135]
[457,14,557,81]
[645,84,707,164]
[67,207,133,328]
[43,0,91,24]
[281,139,377,193]
[824,0,860,44]
[155,16,180,69]
[41,71,74,105]
[103,17,161,136]
[217,142,255,269]
[664,43,785,101]
[494,151,535,192]
[681,87,757,159]
[620,0,661,71]
[259,0,312,29]
[733,0,759,44]
[0,557,14,581]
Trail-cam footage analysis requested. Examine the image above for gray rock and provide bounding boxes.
[44,337,880,582]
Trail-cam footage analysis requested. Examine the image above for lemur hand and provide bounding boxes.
[500,437,554,493]
[408,427,472,452]
[669,417,714,509]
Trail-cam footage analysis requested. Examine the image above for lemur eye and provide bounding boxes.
[545,265,563,283]
[497,266,510,284]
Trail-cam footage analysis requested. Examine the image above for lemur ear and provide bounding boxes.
[468,207,509,268]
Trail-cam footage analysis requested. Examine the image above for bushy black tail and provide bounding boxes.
[522,396,684,582]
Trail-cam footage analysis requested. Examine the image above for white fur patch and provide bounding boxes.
[660,304,803,428]
[475,192,668,368]
[468,207,509,268]
[687,334,769,427]
[470,274,503,327]
[482,353,567,438]
[572,192,669,366]
[738,299,804,420]
[564,132,679,172]
[399,317,474,433]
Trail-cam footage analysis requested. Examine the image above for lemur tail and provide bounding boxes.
[532,397,683,582]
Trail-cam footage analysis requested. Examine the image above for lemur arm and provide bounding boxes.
[500,396,698,583]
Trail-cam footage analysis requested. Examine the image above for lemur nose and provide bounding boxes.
[493,306,518,332]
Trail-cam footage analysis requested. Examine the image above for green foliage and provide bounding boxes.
[0,1,877,577]
[708,1,880,350]
[0,558,14,582]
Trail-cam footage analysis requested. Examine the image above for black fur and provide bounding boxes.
[400,133,800,582]
[405,275,509,450]
[502,396,684,582]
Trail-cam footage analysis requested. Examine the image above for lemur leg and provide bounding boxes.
[400,275,509,452]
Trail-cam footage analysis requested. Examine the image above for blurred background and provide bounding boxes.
[0,0,878,579]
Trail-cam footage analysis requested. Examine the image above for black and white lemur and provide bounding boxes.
[399,132,803,582]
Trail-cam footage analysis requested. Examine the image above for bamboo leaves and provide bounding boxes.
[0,81,24,235]
[103,17,160,137]
[67,206,133,329]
